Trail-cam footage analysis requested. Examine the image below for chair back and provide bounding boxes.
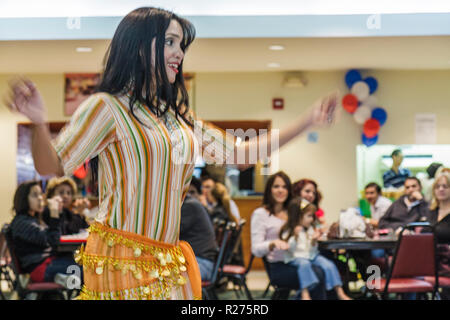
[209,225,232,285]
[390,223,436,278]
[2,224,24,276]
[261,255,272,279]
[212,218,227,247]
[0,224,11,266]
[222,219,246,265]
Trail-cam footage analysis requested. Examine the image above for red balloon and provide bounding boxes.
[73,162,88,179]
[342,94,358,114]
[363,118,381,138]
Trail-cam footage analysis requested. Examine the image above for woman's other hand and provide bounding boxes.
[4,77,47,125]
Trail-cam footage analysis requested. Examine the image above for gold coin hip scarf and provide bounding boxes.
[75,222,202,300]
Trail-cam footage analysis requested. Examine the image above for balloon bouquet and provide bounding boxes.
[342,69,388,147]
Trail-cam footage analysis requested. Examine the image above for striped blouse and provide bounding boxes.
[53,93,235,244]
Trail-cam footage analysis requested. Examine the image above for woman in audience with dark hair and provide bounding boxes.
[292,179,326,229]
[9,180,82,285]
[251,171,328,299]
[42,176,90,235]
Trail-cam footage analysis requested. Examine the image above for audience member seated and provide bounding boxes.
[427,172,450,282]
[201,176,241,222]
[187,176,204,203]
[428,172,450,243]
[364,182,392,228]
[42,177,90,235]
[210,182,244,266]
[180,187,217,282]
[420,162,443,203]
[292,179,327,228]
[9,181,82,285]
[208,182,239,225]
[383,149,411,188]
[280,197,352,300]
[379,177,432,234]
[251,171,328,300]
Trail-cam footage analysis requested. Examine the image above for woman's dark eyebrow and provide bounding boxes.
[166,33,181,39]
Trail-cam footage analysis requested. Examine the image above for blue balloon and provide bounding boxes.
[371,107,387,126]
[345,69,362,89]
[364,77,378,94]
[362,133,378,147]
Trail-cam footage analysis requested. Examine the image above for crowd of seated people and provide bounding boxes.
[5,163,449,300]
[7,178,89,292]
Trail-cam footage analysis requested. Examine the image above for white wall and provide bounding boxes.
[1,70,450,226]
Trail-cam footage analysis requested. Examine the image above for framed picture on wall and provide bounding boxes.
[64,73,100,116]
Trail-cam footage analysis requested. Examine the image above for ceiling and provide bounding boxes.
[1,36,450,73]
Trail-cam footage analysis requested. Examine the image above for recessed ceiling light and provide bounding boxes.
[267,62,280,68]
[76,47,92,53]
[269,45,285,51]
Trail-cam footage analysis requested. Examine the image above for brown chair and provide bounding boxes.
[221,252,254,300]
[423,243,450,299]
[368,222,439,300]
[202,224,232,300]
[0,226,15,299]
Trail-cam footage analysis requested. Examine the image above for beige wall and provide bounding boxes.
[1,70,450,226]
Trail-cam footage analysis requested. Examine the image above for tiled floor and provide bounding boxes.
[244,270,270,291]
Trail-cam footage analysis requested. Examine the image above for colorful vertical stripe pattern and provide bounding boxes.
[53,93,233,245]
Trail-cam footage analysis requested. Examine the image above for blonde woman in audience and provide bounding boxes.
[208,182,239,225]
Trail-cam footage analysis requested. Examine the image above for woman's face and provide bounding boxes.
[300,183,316,204]
[271,176,289,205]
[54,184,73,209]
[28,185,44,215]
[301,211,315,228]
[434,176,450,202]
[151,19,185,84]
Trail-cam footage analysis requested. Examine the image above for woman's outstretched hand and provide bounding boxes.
[4,77,47,125]
[308,90,340,128]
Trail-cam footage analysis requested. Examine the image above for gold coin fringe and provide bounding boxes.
[74,224,192,300]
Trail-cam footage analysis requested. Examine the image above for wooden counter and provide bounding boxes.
[233,196,265,270]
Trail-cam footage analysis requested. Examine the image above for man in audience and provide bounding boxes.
[180,180,218,282]
[364,182,392,228]
[187,176,203,202]
[383,149,411,188]
[378,177,432,233]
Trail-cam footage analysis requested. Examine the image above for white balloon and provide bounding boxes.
[362,95,378,107]
[353,105,372,124]
[351,81,370,101]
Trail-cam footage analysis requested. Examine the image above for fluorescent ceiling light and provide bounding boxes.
[1,0,450,18]
[76,47,92,52]
[269,45,285,51]
[267,62,280,68]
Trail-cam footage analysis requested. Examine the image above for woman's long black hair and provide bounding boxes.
[90,7,196,181]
